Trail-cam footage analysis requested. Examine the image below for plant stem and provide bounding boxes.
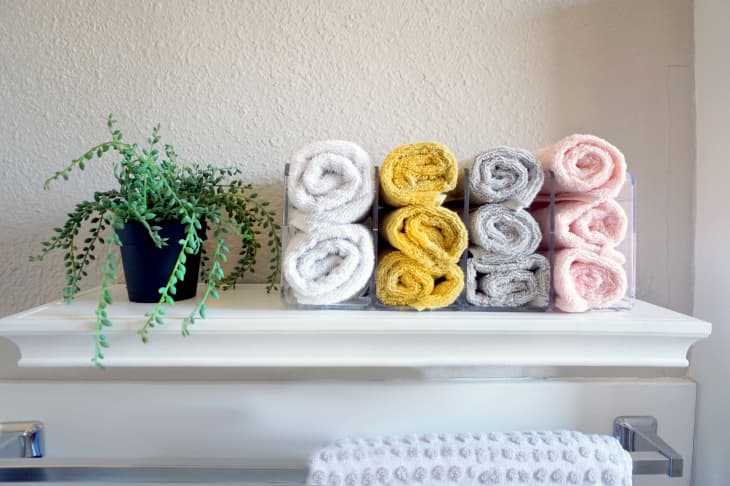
[139,221,197,343]
[92,216,120,368]
[43,141,128,190]
[182,230,228,336]
[67,207,109,301]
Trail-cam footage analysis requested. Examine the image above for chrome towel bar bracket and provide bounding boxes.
[0,422,44,459]
[613,416,683,477]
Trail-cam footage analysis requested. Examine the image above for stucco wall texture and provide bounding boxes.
[0,0,693,317]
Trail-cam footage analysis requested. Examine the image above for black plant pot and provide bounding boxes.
[116,221,206,303]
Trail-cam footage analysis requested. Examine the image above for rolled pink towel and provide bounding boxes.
[536,134,627,201]
[553,248,627,312]
[532,199,627,253]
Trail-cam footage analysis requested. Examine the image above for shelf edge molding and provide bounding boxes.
[0,285,712,368]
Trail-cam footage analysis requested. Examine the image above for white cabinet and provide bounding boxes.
[0,285,711,485]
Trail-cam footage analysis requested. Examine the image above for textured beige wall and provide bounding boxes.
[0,0,693,317]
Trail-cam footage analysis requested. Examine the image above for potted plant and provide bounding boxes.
[31,115,281,367]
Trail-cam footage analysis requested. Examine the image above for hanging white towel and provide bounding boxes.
[307,431,632,486]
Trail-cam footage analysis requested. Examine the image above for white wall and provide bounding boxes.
[0,4,709,482]
[690,1,730,485]
[0,0,694,319]
[0,379,698,486]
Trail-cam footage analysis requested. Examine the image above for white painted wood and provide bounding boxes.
[691,3,730,486]
[0,285,711,369]
[0,379,695,486]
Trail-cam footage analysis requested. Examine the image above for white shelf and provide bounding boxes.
[0,284,711,368]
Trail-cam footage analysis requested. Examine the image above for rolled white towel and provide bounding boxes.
[469,205,541,263]
[283,224,374,305]
[307,431,632,486]
[288,140,374,229]
[466,252,550,308]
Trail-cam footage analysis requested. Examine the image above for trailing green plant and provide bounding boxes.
[31,115,281,367]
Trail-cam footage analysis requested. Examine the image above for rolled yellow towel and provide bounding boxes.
[379,142,459,207]
[376,251,464,310]
[381,205,467,272]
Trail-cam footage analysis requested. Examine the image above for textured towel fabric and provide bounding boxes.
[307,431,633,486]
[288,140,374,229]
[382,205,468,272]
[468,205,541,264]
[283,224,374,305]
[380,142,459,207]
[376,251,463,310]
[468,147,544,208]
[535,134,627,202]
[466,252,550,308]
[532,199,627,253]
[553,248,627,312]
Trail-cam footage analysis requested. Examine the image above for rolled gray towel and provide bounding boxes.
[468,147,544,208]
[466,251,550,308]
[469,204,541,263]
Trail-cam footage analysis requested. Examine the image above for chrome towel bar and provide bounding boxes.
[0,416,683,482]
[0,465,305,484]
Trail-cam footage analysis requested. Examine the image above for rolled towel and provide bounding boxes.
[467,146,544,208]
[533,199,627,253]
[466,251,550,308]
[382,205,468,272]
[283,224,374,305]
[307,431,633,486]
[287,140,374,229]
[553,248,627,312]
[468,205,541,263]
[379,142,458,207]
[376,251,463,310]
[535,134,627,202]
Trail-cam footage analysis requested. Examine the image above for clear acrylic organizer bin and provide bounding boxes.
[281,164,558,313]
[461,169,554,312]
[280,163,377,309]
[591,172,636,311]
[371,167,468,311]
